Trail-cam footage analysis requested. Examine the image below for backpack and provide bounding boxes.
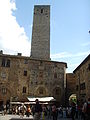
[86,102,90,116]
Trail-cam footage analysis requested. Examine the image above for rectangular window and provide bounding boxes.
[1,58,6,67]
[6,59,10,67]
[80,82,86,90]
[2,88,7,94]
[40,61,43,65]
[1,72,6,79]
[1,58,10,67]
[24,70,27,76]
[23,87,26,93]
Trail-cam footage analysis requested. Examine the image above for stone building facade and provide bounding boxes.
[0,52,67,105]
[65,73,76,106]
[73,54,90,102]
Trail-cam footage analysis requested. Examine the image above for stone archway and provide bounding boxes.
[34,85,49,97]
[69,94,77,105]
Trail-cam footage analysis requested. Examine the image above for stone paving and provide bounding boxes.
[0,114,32,120]
[0,114,72,120]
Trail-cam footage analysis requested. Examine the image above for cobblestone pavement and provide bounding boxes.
[0,114,33,120]
[0,114,73,120]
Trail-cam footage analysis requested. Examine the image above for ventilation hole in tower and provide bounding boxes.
[41,8,43,13]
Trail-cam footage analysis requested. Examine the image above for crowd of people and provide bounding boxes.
[0,99,58,120]
[0,98,90,120]
[65,98,90,120]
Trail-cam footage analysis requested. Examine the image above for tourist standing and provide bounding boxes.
[19,103,26,118]
[71,102,76,120]
[82,98,90,120]
[52,104,58,120]
[82,100,87,120]
[26,105,31,117]
[33,99,42,120]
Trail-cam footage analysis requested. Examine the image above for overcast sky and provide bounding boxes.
[0,0,90,73]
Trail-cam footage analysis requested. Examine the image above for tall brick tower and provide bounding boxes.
[30,5,50,60]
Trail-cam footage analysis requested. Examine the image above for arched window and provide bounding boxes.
[39,88,43,95]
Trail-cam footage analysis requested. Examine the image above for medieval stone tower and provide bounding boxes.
[30,5,50,60]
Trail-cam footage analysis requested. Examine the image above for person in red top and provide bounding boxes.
[26,105,31,117]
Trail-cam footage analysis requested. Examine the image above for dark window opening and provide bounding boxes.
[24,70,27,76]
[23,87,26,93]
[76,85,78,91]
[6,59,10,67]
[80,82,86,90]
[1,58,5,67]
[35,81,37,85]
[40,61,43,65]
[41,8,43,13]
[54,73,57,78]
[1,59,10,67]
